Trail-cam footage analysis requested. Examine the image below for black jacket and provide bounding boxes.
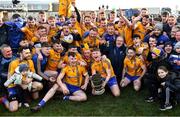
[165,72,180,92]
[0,24,8,46]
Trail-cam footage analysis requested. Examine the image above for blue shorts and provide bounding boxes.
[7,87,19,101]
[65,83,81,94]
[125,74,139,81]
[103,76,118,88]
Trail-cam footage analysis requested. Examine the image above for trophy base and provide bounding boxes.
[92,88,105,95]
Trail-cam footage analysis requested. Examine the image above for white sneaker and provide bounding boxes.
[24,103,30,108]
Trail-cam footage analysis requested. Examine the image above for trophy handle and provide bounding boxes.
[90,80,95,88]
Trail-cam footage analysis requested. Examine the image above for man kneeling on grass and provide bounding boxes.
[91,48,120,97]
[31,52,89,112]
[120,47,146,91]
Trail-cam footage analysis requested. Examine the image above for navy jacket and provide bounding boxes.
[105,43,126,78]
[5,20,25,49]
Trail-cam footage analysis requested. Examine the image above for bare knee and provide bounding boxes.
[35,82,43,91]
[9,101,18,112]
[133,81,141,91]
[113,90,120,97]
[9,107,18,112]
[79,94,87,101]
[111,85,120,97]
[134,85,140,91]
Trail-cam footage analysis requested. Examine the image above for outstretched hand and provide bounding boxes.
[119,8,123,17]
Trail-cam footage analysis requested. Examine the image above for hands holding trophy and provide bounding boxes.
[90,73,105,95]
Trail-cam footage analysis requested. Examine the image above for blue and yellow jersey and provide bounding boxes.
[62,64,87,86]
[91,59,115,78]
[98,27,106,37]
[133,21,146,41]
[62,52,83,64]
[124,57,144,76]
[115,24,125,36]
[48,27,60,43]
[46,49,61,71]
[21,26,38,42]
[83,36,100,50]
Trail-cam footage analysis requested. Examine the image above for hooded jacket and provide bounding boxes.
[5,18,25,49]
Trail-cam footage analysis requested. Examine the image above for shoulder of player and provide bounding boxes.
[83,36,89,41]
[62,65,70,71]
[76,52,82,57]
[124,57,130,62]
[10,58,20,65]
[49,49,55,55]
[102,58,111,63]
[91,61,96,67]
[78,65,86,70]
[21,26,28,31]
[135,57,143,63]
[27,59,35,65]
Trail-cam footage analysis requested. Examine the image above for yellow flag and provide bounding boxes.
[59,0,75,18]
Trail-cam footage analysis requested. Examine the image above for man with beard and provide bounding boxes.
[9,47,43,96]
[0,47,43,112]
[120,47,146,91]
[133,15,150,41]
[44,39,64,79]
[21,16,38,46]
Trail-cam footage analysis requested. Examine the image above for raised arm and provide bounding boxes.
[119,8,132,28]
